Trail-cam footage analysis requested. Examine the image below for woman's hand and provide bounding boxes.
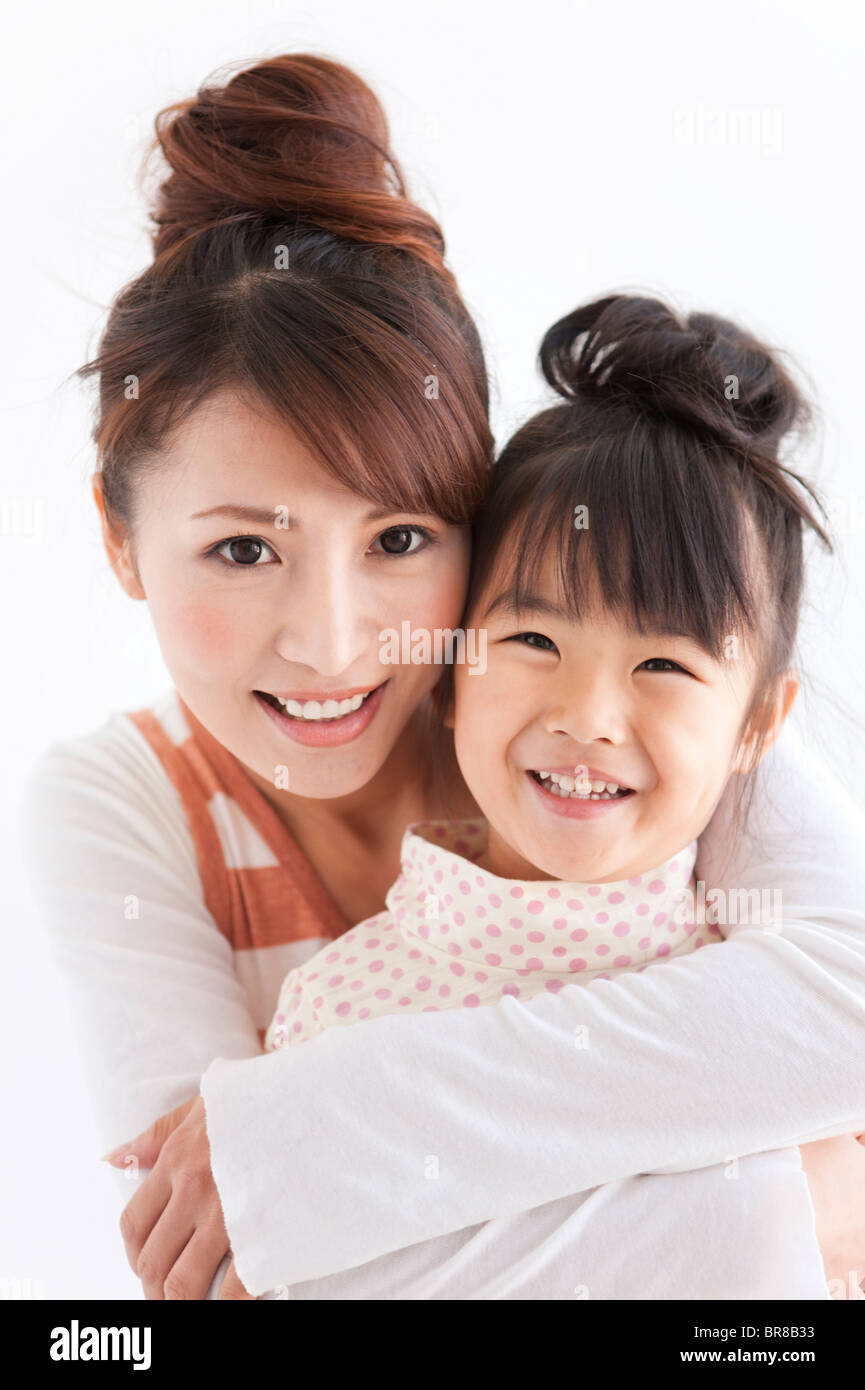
[799,1134,865,1299]
[102,1095,254,1300]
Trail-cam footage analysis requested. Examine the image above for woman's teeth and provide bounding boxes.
[273,690,373,721]
[535,771,631,800]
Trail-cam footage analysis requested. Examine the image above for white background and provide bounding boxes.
[2,0,863,1298]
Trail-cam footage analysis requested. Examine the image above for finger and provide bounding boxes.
[136,1201,198,1301]
[217,1257,255,1301]
[162,1226,232,1301]
[118,1162,174,1277]
[101,1097,198,1168]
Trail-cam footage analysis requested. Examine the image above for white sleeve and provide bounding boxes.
[18,723,263,1151]
[28,717,802,1305]
[18,721,264,1301]
[261,1148,828,1301]
[201,717,865,1286]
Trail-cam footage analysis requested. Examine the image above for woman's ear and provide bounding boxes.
[733,671,800,775]
[92,473,146,601]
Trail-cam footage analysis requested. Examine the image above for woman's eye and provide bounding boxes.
[208,535,278,567]
[372,526,434,556]
[511,632,559,654]
[639,657,689,674]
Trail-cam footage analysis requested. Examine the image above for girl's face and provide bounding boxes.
[450,539,796,884]
[95,390,471,800]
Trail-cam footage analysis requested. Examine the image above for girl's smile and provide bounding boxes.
[526,768,636,818]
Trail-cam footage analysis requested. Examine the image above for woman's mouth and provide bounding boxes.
[253,682,388,747]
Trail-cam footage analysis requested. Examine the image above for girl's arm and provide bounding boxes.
[201,717,865,1285]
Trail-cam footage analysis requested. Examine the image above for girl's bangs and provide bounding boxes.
[475,432,762,660]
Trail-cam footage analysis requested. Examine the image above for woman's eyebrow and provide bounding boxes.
[189,505,285,525]
[189,504,435,524]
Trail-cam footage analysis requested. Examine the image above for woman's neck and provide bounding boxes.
[249,698,479,851]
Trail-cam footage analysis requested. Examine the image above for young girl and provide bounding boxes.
[264,292,864,1294]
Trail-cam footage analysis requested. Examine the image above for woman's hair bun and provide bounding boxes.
[145,52,445,268]
[539,294,810,455]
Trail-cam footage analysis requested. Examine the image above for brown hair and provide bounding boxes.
[439,294,833,826]
[76,53,494,549]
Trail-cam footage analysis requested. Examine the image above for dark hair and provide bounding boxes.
[439,293,832,826]
[75,53,494,552]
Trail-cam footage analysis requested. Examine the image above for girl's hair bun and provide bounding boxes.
[539,294,810,456]
[146,52,446,270]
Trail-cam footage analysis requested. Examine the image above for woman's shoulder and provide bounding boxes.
[18,688,196,868]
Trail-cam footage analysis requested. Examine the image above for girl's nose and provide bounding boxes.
[544,678,627,745]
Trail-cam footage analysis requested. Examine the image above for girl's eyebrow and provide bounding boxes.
[483,592,567,620]
[483,592,709,649]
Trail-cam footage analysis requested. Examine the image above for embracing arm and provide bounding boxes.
[17,719,267,1300]
[30,715,819,1303]
[17,720,263,1153]
[271,1149,829,1301]
[201,718,865,1285]
[18,715,849,1299]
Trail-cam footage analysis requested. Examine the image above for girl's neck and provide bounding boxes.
[476,816,694,887]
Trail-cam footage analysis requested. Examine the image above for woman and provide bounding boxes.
[21,51,865,1300]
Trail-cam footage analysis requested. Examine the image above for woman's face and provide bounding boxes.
[96,390,471,799]
[450,540,796,884]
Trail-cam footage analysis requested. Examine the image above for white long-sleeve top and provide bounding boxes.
[18,690,865,1298]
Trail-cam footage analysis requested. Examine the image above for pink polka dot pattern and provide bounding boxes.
[263,819,701,1051]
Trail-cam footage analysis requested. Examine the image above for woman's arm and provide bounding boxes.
[265,1149,830,1301]
[17,718,265,1299]
[21,713,834,1301]
[201,717,865,1285]
[18,719,263,1151]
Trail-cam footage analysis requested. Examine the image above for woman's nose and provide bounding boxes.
[274,562,377,677]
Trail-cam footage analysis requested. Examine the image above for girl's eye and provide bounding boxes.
[510,632,559,654]
[639,657,690,674]
[207,535,278,568]
[372,525,435,556]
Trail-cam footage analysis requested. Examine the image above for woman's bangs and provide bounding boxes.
[230,283,489,526]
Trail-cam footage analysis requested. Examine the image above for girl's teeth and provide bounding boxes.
[274,691,369,720]
[535,771,627,800]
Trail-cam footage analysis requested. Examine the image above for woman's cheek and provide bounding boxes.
[163,597,248,673]
[397,594,467,637]
[400,542,470,632]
